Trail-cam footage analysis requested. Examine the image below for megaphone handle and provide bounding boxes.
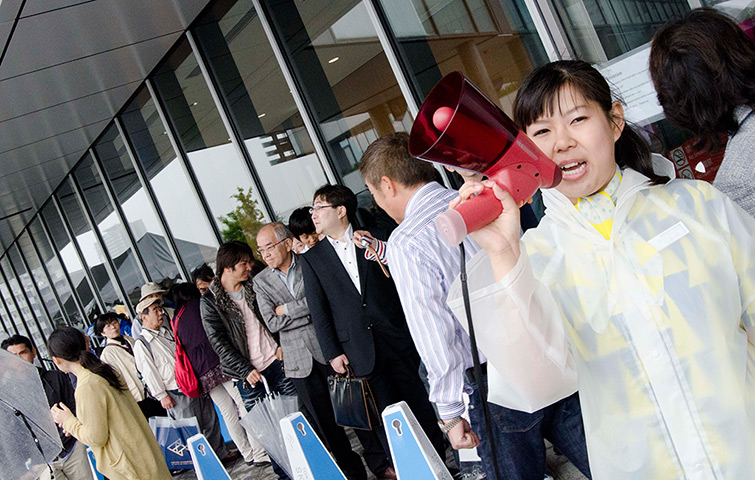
[456,188,505,234]
[435,189,504,245]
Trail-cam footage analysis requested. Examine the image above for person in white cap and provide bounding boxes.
[133,295,233,463]
[132,282,173,339]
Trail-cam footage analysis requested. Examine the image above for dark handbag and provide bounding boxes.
[328,366,382,430]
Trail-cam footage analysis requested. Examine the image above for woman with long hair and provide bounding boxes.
[451,60,755,478]
[48,326,171,480]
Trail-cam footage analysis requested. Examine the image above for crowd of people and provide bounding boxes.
[3,8,754,480]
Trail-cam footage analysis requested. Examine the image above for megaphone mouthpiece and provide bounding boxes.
[432,106,455,132]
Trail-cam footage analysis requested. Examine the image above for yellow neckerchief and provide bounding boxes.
[575,166,622,240]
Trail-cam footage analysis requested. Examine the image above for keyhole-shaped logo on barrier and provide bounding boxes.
[297,422,306,436]
[391,419,403,436]
[197,444,207,456]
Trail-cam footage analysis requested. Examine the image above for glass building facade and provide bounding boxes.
[0,0,732,358]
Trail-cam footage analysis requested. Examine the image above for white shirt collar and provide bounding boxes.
[327,224,353,246]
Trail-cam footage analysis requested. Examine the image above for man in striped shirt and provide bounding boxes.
[357,132,590,480]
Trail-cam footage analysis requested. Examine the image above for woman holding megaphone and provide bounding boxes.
[449,60,755,479]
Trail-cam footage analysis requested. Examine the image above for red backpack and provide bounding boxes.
[171,306,201,398]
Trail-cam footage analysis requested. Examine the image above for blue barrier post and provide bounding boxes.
[382,401,453,480]
[187,433,232,480]
[85,447,106,480]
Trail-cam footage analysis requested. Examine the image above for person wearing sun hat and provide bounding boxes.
[132,282,174,339]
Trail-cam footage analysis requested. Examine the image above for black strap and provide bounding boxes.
[460,243,501,480]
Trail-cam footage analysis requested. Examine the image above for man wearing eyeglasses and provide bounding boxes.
[300,185,452,478]
[253,222,391,479]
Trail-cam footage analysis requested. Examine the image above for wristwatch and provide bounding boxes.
[438,416,463,434]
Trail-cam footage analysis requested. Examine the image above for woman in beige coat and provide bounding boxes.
[49,326,171,480]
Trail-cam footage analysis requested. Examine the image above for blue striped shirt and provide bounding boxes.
[386,182,485,419]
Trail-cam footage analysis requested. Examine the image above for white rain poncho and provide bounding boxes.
[449,158,755,479]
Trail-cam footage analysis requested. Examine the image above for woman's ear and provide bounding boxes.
[610,101,626,141]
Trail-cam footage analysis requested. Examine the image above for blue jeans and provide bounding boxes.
[235,360,297,479]
[467,375,591,480]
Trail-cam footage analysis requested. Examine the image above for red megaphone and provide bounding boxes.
[409,71,561,245]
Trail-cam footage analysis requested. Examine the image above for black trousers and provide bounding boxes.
[367,333,447,462]
[290,361,391,479]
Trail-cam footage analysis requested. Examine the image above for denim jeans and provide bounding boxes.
[235,360,297,479]
[467,375,591,480]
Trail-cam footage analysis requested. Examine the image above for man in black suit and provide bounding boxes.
[300,184,449,474]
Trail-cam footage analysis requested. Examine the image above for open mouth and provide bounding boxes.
[560,161,586,176]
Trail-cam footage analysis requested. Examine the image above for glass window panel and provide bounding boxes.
[548,1,711,173]
[0,276,24,337]
[28,217,86,328]
[96,124,183,288]
[0,304,12,336]
[5,247,50,341]
[17,231,67,330]
[552,0,689,63]
[0,293,12,335]
[74,153,147,308]
[40,202,99,322]
[120,87,218,272]
[380,0,548,113]
[56,180,123,310]
[151,38,269,238]
[264,0,412,196]
[194,0,329,221]
[0,257,48,358]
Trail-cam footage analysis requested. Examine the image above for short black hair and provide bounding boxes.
[93,312,120,336]
[288,207,316,239]
[313,184,358,226]
[216,241,254,279]
[192,264,214,283]
[169,282,201,310]
[1,334,33,351]
[514,60,668,186]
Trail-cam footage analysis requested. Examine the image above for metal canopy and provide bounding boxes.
[0,0,212,253]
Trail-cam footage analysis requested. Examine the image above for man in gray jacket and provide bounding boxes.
[253,222,393,480]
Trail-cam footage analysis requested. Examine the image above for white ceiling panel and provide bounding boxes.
[0,0,23,23]
[0,32,179,122]
[0,82,140,160]
[21,0,96,18]
[0,0,207,79]
[0,0,212,257]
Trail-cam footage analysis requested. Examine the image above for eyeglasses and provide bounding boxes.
[256,238,286,255]
[309,204,337,214]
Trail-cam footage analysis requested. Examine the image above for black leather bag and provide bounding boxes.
[328,367,382,430]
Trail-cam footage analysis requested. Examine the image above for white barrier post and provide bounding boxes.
[279,412,347,479]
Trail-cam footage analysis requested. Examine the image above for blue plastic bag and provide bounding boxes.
[149,416,200,470]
